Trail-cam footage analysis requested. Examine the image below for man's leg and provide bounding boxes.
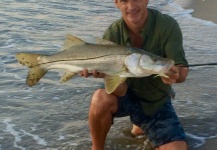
[135,98,187,150]
[89,89,118,150]
[131,125,187,150]
[156,141,187,150]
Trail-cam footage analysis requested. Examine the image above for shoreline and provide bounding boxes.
[175,0,217,24]
[197,138,217,150]
[175,0,217,150]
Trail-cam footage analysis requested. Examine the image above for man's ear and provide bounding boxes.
[114,0,119,8]
[146,0,149,6]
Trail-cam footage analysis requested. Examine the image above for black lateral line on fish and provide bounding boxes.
[33,54,127,67]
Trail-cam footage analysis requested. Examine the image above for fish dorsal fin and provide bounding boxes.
[104,75,127,94]
[63,34,85,50]
[96,38,117,45]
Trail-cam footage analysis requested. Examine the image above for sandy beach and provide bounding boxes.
[177,0,217,24]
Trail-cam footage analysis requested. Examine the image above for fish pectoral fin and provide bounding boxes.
[104,75,127,94]
[26,66,47,87]
[60,71,76,83]
[63,34,85,50]
[95,38,117,45]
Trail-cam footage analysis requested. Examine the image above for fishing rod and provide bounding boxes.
[188,62,217,67]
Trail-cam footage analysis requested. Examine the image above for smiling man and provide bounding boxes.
[80,0,189,150]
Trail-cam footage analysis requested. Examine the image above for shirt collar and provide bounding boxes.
[121,18,130,45]
[140,9,153,39]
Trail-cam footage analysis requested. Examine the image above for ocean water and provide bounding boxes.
[0,0,217,150]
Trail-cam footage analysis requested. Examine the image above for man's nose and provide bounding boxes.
[127,0,136,9]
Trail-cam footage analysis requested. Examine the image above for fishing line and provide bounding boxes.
[188,62,217,67]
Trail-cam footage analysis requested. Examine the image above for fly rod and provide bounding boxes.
[188,62,217,67]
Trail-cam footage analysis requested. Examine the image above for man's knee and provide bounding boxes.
[90,89,118,113]
[92,89,106,101]
[91,89,109,105]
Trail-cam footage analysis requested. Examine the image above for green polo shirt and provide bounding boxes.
[103,8,188,115]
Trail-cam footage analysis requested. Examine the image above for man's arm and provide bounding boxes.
[175,65,189,83]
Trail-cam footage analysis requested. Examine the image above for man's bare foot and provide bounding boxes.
[131,124,144,136]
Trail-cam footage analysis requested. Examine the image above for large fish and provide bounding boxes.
[15,34,174,94]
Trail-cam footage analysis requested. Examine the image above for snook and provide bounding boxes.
[15,34,174,94]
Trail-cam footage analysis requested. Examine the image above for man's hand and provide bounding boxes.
[79,68,105,78]
[161,65,189,84]
[161,66,179,84]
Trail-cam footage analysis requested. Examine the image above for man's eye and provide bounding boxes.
[120,0,127,3]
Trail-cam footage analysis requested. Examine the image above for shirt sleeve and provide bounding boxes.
[103,23,119,42]
[102,20,123,44]
[164,21,188,66]
[103,26,112,40]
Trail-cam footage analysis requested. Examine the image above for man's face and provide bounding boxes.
[114,0,148,25]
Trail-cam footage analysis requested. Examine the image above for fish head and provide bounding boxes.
[139,54,175,76]
[125,53,174,77]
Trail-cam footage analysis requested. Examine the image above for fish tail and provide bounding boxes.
[15,53,47,86]
[15,53,41,68]
[26,66,47,87]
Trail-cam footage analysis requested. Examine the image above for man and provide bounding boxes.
[80,0,189,149]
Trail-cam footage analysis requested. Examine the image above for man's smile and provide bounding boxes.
[126,9,140,17]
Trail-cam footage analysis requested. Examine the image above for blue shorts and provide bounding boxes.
[113,89,186,148]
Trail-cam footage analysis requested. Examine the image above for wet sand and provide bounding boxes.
[177,0,217,23]
[197,138,217,150]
